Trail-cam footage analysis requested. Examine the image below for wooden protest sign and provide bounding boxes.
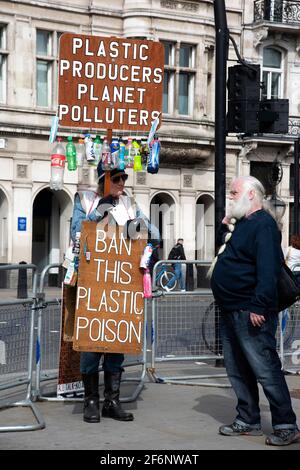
[57,284,82,395]
[73,221,147,354]
[58,34,164,131]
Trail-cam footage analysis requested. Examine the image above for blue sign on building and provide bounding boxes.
[18,217,27,231]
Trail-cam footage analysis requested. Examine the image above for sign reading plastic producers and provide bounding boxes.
[18,217,27,231]
[58,34,164,131]
[73,221,146,354]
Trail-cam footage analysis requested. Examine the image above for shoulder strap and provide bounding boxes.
[285,247,292,264]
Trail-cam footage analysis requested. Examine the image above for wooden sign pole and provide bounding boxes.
[104,128,112,196]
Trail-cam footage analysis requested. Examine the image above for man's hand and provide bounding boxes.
[250,312,265,327]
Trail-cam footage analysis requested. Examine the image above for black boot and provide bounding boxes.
[82,373,100,423]
[102,370,134,421]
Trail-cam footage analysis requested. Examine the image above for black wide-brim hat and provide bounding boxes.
[97,161,128,181]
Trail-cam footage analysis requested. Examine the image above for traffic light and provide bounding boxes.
[227,64,261,133]
[259,99,289,134]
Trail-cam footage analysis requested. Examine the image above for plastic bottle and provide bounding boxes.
[143,268,152,299]
[66,136,77,171]
[141,140,150,170]
[147,138,161,174]
[140,243,153,269]
[125,137,134,168]
[133,140,143,172]
[84,134,95,163]
[50,137,66,191]
[119,139,126,170]
[110,137,120,169]
[102,137,112,170]
[76,138,85,167]
[93,135,103,166]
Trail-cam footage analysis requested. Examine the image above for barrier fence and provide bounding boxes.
[1,261,300,432]
[0,264,45,432]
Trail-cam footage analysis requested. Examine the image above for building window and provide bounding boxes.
[36,30,54,107]
[162,41,196,117]
[0,25,8,103]
[262,47,283,100]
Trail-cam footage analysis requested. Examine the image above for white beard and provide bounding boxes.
[227,193,252,220]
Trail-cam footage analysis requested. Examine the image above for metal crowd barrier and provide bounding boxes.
[148,260,230,387]
[0,264,45,432]
[34,263,148,404]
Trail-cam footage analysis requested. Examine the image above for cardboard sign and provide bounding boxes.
[58,34,164,131]
[73,221,146,354]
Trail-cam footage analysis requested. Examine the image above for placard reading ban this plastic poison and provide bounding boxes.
[73,221,147,354]
[58,34,164,131]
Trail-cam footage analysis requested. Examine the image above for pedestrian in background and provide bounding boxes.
[284,234,300,283]
[165,238,186,292]
[210,175,299,446]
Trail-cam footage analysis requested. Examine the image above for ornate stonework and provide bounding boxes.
[160,0,199,12]
[17,164,27,178]
[136,172,147,185]
[253,26,269,49]
[183,174,193,188]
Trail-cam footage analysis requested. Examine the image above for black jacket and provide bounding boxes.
[168,243,186,261]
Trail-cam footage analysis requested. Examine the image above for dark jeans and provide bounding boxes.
[80,352,124,375]
[220,310,297,429]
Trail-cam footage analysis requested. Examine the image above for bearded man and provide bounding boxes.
[210,176,299,446]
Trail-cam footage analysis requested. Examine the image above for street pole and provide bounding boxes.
[213,0,229,366]
[214,0,229,246]
[294,137,300,234]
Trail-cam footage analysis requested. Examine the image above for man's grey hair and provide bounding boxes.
[231,176,266,202]
[231,175,279,224]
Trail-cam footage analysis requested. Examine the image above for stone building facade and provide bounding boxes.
[0,0,299,284]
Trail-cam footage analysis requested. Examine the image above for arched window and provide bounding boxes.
[262,47,283,100]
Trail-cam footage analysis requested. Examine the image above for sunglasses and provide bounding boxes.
[111,174,128,184]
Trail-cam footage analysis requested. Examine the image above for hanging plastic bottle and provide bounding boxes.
[93,135,103,166]
[119,139,126,170]
[141,140,150,170]
[66,136,77,171]
[133,140,143,172]
[102,137,112,171]
[110,137,120,169]
[76,138,85,167]
[84,134,95,163]
[147,138,161,174]
[143,268,152,299]
[125,137,134,168]
[50,137,66,191]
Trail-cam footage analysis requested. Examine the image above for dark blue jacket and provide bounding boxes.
[211,210,282,314]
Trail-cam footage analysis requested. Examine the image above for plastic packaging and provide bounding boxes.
[64,232,80,286]
[93,135,103,166]
[140,243,153,269]
[102,138,112,170]
[50,137,66,191]
[110,137,120,169]
[76,138,85,167]
[84,134,95,163]
[143,268,152,299]
[133,140,143,172]
[66,136,77,171]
